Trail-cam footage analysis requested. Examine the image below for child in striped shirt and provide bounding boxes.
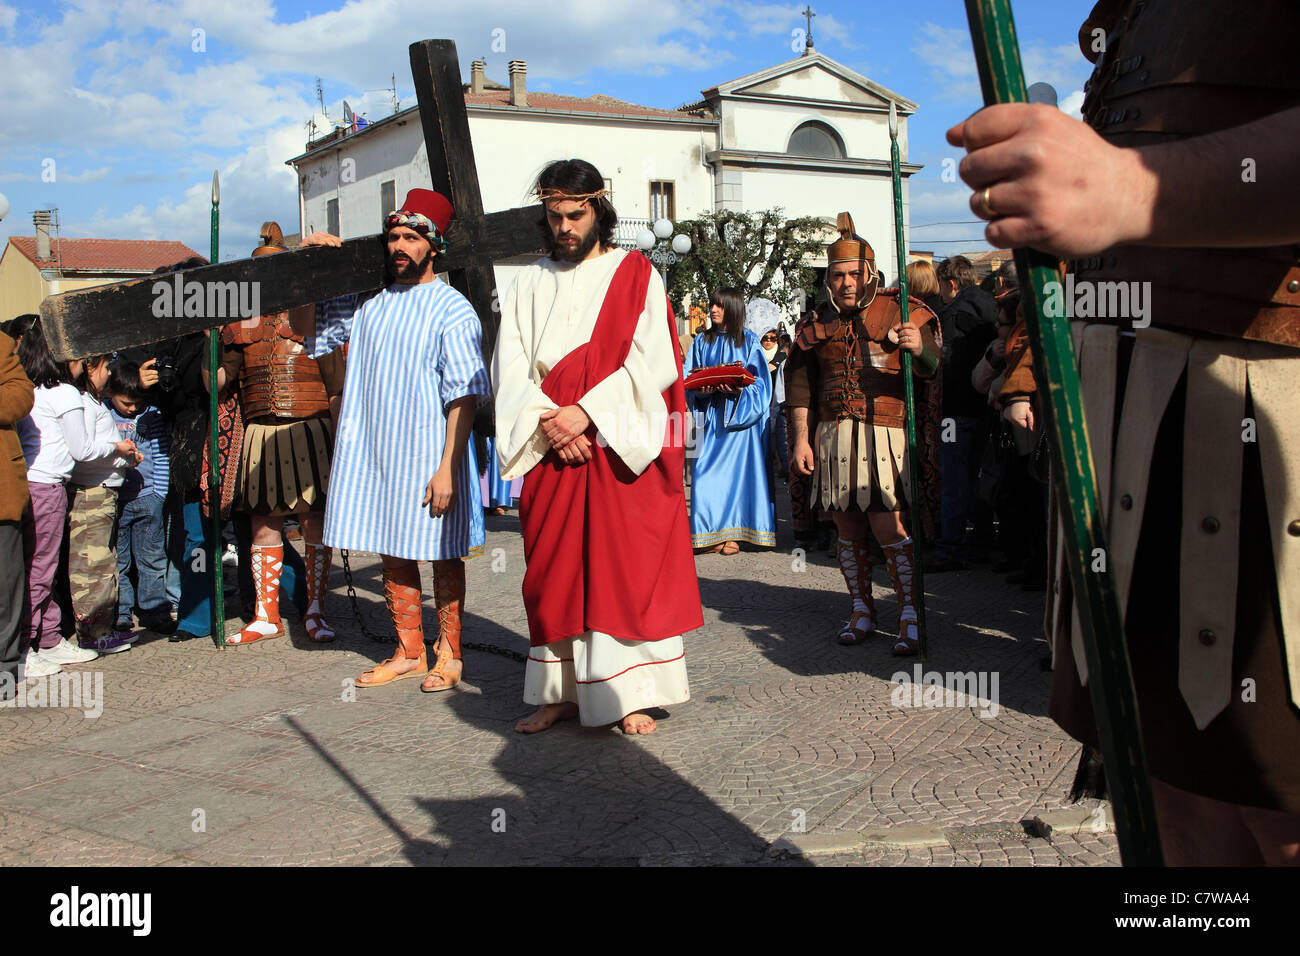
[107,361,174,635]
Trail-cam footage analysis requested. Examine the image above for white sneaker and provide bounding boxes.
[38,638,99,665]
[22,648,63,678]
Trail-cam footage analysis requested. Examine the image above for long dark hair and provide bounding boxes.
[705,288,747,349]
[533,159,617,255]
[17,317,74,389]
[74,353,111,398]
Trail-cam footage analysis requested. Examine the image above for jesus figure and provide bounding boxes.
[493,158,703,735]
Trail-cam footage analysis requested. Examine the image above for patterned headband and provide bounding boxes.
[536,187,607,204]
[383,210,448,253]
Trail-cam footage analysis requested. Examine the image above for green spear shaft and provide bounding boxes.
[963,0,1161,865]
[209,171,226,650]
[888,101,929,661]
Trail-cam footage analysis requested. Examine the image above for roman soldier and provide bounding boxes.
[786,213,942,654]
[220,223,344,645]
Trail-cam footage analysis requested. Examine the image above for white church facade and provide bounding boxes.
[285,47,921,321]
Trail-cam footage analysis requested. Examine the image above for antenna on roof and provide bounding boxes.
[316,77,327,118]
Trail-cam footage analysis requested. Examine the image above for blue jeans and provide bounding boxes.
[174,499,305,638]
[937,415,977,559]
[117,493,169,622]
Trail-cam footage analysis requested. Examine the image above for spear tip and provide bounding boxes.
[211,170,220,205]
[888,100,898,139]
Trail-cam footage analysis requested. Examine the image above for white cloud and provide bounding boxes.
[912,23,979,102]
[0,3,17,33]
[1059,89,1085,119]
[61,167,112,184]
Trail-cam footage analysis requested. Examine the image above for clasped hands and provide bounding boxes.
[540,404,593,465]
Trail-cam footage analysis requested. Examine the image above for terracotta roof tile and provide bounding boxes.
[464,89,696,119]
[7,237,202,273]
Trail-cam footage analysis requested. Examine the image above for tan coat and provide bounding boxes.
[0,332,35,520]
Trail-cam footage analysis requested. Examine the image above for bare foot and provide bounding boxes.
[514,702,578,734]
[620,711,657,734]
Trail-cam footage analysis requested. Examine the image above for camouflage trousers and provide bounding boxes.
[67,484,119,641]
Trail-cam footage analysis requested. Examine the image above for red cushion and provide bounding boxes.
[683,361,756,391]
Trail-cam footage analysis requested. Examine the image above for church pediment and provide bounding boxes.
[707,53,916,112]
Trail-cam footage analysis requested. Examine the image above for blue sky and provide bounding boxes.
[0,0,1097,263]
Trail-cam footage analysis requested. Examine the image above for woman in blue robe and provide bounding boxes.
[684,287,775,554]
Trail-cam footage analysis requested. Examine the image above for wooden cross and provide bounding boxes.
[39,39,542,361]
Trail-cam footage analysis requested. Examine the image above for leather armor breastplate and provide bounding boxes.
[226,313,330,421]
[815,296,908,428]
[1073,0,1300,348]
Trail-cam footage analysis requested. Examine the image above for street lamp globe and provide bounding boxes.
[671,234,691,255]
[652,218,673,240]
[636,229,656,251]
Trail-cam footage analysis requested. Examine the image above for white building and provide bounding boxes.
[285,43,921,321]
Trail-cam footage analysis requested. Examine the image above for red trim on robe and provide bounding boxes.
[518,251,704,647]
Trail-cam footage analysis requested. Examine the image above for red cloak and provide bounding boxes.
[518,251,703,647]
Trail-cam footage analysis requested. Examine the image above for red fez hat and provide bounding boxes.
[392,188,454,235]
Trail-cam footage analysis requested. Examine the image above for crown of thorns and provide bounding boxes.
[536,187,608,203]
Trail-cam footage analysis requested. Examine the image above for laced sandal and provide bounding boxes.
[420,560,465,693]
[420,640,462,693]
[356,652,428,686]
[835,537,876,646]
[303,542,335,643]
[837,609,876,645]
[885,536,921,657]
[303,611,335,643]
[892,619,920,656]
[229,545,283,646]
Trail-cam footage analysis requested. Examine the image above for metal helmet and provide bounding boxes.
[824,212,879,312]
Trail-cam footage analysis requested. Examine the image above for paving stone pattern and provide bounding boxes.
[0,504,1119,867]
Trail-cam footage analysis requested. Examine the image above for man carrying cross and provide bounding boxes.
[294,188,489,692]
[493,158,702,735]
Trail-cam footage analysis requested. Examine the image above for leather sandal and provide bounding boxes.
[837,609,875,646]
[356,651,428,687]
[892,620,920,656]
[303,610,335,643]
[420,641,462,693]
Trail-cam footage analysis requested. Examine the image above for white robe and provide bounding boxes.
[492,248,690,726]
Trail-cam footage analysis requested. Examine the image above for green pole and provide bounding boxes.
[962,0,1161,865]
[209,171,225,650]
[888,101,929,661]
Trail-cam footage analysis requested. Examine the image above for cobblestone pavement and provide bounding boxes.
[0,501,1118,867]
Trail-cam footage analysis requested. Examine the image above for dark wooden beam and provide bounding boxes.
[40,204,543,359]
[409,38,501,357]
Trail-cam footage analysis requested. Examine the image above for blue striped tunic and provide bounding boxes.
[312,281,489,560]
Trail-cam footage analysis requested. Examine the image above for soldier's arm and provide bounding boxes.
[948,103,1300,256]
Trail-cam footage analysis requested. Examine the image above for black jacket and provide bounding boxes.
[939,285,999,418]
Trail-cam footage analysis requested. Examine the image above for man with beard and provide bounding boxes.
[293,189,489,692]
[786,214,942,654]
[493,158,702,735]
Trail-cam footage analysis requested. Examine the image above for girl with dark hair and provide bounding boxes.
[67,355,142,654]
[683,289,776,555]
[16,321,135,676]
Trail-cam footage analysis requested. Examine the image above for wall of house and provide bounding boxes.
[295,112,718,241]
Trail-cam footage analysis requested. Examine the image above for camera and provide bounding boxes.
[153,354,177,391]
